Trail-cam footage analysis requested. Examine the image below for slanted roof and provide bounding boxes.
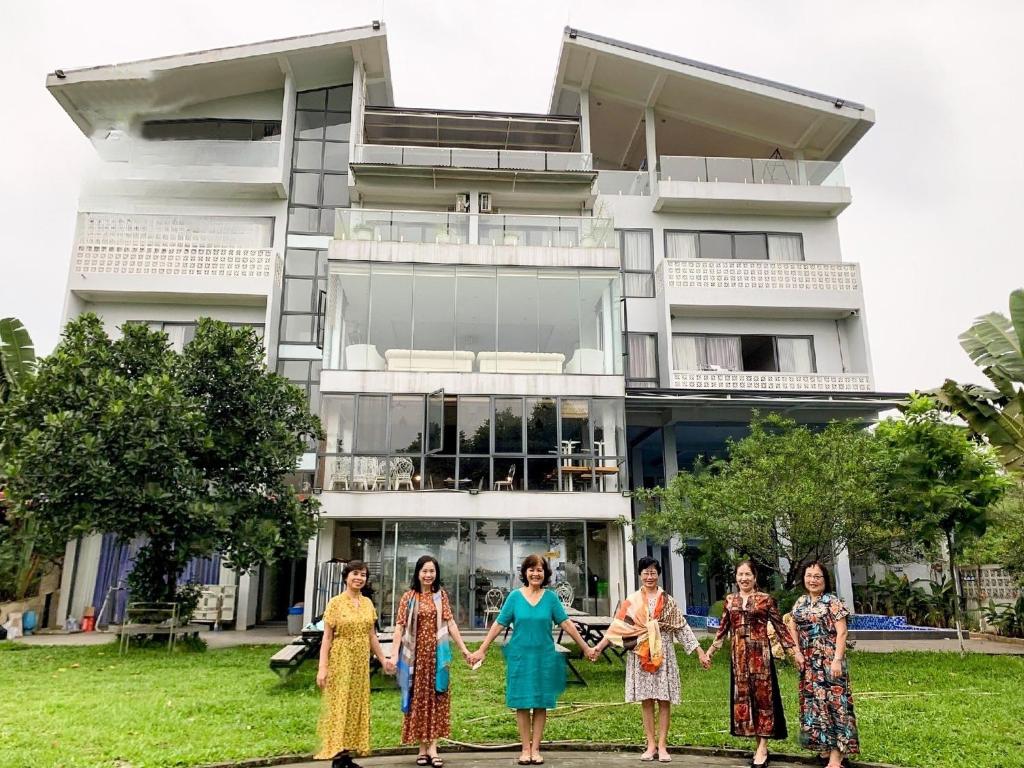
[550,27,874,166]
[363,106,581,151]
[47,24,392,136]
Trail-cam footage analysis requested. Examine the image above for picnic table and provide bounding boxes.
[269,625,394,679]
[559,614,623,663]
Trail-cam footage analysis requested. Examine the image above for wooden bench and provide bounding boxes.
[554,643,587,686]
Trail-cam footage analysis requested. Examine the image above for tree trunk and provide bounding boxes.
[945,528,966,656]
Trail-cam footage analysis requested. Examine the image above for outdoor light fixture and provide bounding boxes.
[568,28,577,39]
[54,69,66,79]
[372,20,381,30]
[469,488,480,496]
[621,490,632,498]
[313,487,323,495]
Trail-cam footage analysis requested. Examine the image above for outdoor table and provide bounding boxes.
[558,465,619,491]
[443,477,472,490]
[559,614,621,662]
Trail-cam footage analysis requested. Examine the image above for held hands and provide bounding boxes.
[384,657,397,675]
[697,648,711,670]
[584,646,601,663]
[466,649,486,667]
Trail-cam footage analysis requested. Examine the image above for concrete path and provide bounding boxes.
[14,625,1024,655]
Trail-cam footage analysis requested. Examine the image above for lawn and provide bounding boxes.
[0,640,1021,768]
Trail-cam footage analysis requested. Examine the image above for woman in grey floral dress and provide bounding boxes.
[591,558,710,762]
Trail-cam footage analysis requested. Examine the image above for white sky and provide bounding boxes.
[1,0,1021,393]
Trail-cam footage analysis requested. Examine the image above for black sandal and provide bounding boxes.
[416,757,430,766]
[431,757,445,767]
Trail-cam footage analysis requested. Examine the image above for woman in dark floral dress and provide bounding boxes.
[791,561,859,768]
[708,561,803,768]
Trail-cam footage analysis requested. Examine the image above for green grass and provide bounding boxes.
[0,640,1021,768]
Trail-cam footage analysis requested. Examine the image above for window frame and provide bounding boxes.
[625,332,659,388]
[618,229,656,298]
[671,332,817,373]
[664,229,805,261]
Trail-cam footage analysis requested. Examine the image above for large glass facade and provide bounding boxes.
[325,263,622,375]
[328,519,612,628]
[319,393,626,493]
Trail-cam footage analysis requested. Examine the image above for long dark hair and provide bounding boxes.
[410,555,442,593]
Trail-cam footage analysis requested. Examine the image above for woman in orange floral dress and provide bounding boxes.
[387,556,472,767]
[708,561,803,768]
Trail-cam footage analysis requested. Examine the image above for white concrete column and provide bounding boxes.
[618,521,637,600]
[660,425,687,609]
[302,519,336,624]
[279,72,296,191]
[579,90,592,163]
[56,538,79,625]
[468,187,480,245]
[644,107,658,194]
[834,546,855,608]
[235,571,257,630]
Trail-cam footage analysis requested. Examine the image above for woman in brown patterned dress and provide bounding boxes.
[387,556,472,767]
[708,561,804,768]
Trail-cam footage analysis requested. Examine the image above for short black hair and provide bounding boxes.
[343,559,368,582]
[410,555,442,593]
[637,557,662,575]
[519,554,552,586]
[800,560,833,593]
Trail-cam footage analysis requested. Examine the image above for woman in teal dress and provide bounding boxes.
[470,554,593,766]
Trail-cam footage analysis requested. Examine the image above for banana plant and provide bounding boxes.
[932,289,1024,472]
[0,316,37,404]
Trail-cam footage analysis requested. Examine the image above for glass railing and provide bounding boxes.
[93,133,281,168]
[594,170,651,196]
[659,155,844,186]
[335,209,615,248]
[353,144,593,172]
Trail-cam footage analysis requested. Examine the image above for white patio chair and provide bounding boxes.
[554,581,574,611]
[329,457,351,490]
[493,464,516,491]
[483,588,505,626]
[392,456,415,490]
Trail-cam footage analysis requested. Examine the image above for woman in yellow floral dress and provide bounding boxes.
[316,560,389,766]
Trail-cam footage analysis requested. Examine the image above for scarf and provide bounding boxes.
[396,591,451,714]
[604,588,683,673]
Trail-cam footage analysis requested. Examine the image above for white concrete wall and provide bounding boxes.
[142,90,285,122]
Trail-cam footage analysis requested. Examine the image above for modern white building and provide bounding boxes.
[48,23,898,630]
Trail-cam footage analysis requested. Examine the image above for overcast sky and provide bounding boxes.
[1,0,1021,393]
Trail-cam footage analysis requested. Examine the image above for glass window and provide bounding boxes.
[333,263,371,368]
[322,175,349,206]
[526,397,557,454]
[296,90,326,110]
[586,523,610,615]
[284,278,313,312]
[280,360,309,381]
[293,140,323,169]
[320,208,338,235]
[578,271,619,374]
[325,112,352,140]
[367,264,413,370]
[767,234,804,262]
[538,271,580,362]
[777,337,815,373]
[494,397,523,453]
[550,521,586,609]
[295,111,325,140]
[561,399,591,455]
[741,335,777,372]
[455,267,496,357]
[459,457,489,491]
[458,397,491,455]
[291,172,320,205]
[526,457,558,491]
[286,249,317,276]
[512,521,548,569]
[327,86,353,111]
[620,230,655,298]
[493,459,524,491]
[288,207,319,234]
[665,232,698,260]
[627,333,658,386]
[355,395,388,453]
[390,395,424,453]
[323,142,350,171]
[412,265,456,362]
[496,269,538,358]
[422,455,456,491]
[734,233,768,260]
[593,399,625,459]
[699,232,732,259]
[280,314,312,343]
[322,395,355,453]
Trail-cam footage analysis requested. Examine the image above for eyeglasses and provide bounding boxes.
[805,574,825,581]
[640,570,660,577]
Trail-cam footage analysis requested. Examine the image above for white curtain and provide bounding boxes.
[705,336,742,370]
[672,335,705,370]
[665,232,698,260]
[628,334,657,380]
[768,234,803,261]
[622,231,653,271]
[777,337,814,372]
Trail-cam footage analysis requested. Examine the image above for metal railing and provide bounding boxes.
[659,155,845,186]
[353,143,593,172]
[335,209,615,248]
[93,133,281,168]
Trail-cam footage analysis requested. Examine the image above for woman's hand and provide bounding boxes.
[384,657,397,675]
[829,658,843,680]
[585,646,600,663]
[316,667,328,689]
[467,649,485,666]
[698,648,711,670]
[793,649,805,672]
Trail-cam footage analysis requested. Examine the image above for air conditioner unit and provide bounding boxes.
[478,192,493,213]
[455,193,470,213]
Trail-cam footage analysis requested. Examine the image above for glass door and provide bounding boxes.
[468,521,513,629]
[380,520,462,628]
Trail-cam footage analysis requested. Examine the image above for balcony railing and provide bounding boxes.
[93,133,281,168]
[353,143,593,172]
[671,370,872,392]
[661,259,861,292]
[335,209,615,248]
[594,170,651,196]
[659,156,844,186]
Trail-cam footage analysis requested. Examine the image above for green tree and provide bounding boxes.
[961,484,1024,585]
[1,315,322,604]
[875,394,1011,650]
[932,288,1024,472]
[635,412,899,590]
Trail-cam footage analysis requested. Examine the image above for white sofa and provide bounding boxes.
[564,348,607,374]
[345,344,385,371]
[476,351,565,374]
[385,349,475,372]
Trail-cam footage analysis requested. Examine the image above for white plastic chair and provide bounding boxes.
[392,457,415,490]
[554,582,574,611]
[493,464,516,491]
[483,588,505,626]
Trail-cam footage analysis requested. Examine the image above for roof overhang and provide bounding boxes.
[47,24,393,137]
[549,28,875,166]
[363,107,581,151]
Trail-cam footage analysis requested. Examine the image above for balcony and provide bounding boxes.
[655,155,851,215]
[658,258,863,317]
[89,133,286,198]
[671,370,872,392]
[68,212,277,303]
[353,144,592,172]
[331,208,619,272]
